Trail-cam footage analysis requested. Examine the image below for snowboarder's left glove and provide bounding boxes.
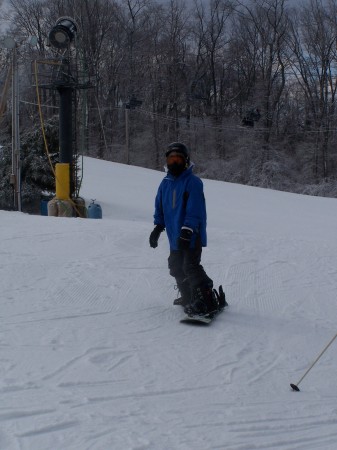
[149,224,165,248]
[178,227,193,250]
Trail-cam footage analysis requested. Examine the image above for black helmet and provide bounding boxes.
[165,142,190,165]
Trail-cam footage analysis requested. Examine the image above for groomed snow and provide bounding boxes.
[1,156,337,449]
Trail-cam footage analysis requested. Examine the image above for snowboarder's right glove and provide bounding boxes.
[178,227,193,250]
[149,224,165,248]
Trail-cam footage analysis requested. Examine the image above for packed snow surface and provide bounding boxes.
[1,157,337,450]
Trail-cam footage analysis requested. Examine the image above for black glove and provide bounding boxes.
[178,227,193,250]
[149,224,165,248]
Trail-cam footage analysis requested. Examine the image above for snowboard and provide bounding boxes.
[180,311,217,325]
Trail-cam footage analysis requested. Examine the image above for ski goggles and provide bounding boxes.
[166,152,186,163]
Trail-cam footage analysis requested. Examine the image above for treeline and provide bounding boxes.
[2,0,337,198]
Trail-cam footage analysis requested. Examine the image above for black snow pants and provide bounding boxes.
[168,242,213,297]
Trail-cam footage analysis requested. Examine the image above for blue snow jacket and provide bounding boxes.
[153,165,207,250]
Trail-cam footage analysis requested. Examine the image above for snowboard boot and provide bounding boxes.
[187,282,219,316]
[173,280,192,307]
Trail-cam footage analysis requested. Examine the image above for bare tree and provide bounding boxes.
[192,0,233,120]
[289,0,337,178]
[7,0,52,55]
[234,0,290,150]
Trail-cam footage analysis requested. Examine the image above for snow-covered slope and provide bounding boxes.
[1,156,337,449]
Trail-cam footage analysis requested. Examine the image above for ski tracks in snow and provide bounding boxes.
[2,213,337,449]
[197,229,337,449]
[0,219,185,449]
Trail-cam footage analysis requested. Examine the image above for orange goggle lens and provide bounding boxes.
[166,154,185,163]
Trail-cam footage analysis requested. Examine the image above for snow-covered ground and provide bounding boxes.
[1,156,337,450]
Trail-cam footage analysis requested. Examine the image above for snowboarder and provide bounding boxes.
[149,142,223,316]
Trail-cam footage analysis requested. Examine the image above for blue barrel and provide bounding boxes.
[40,199,49,216]
[88,200,102,219]
[40,196,53,216]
